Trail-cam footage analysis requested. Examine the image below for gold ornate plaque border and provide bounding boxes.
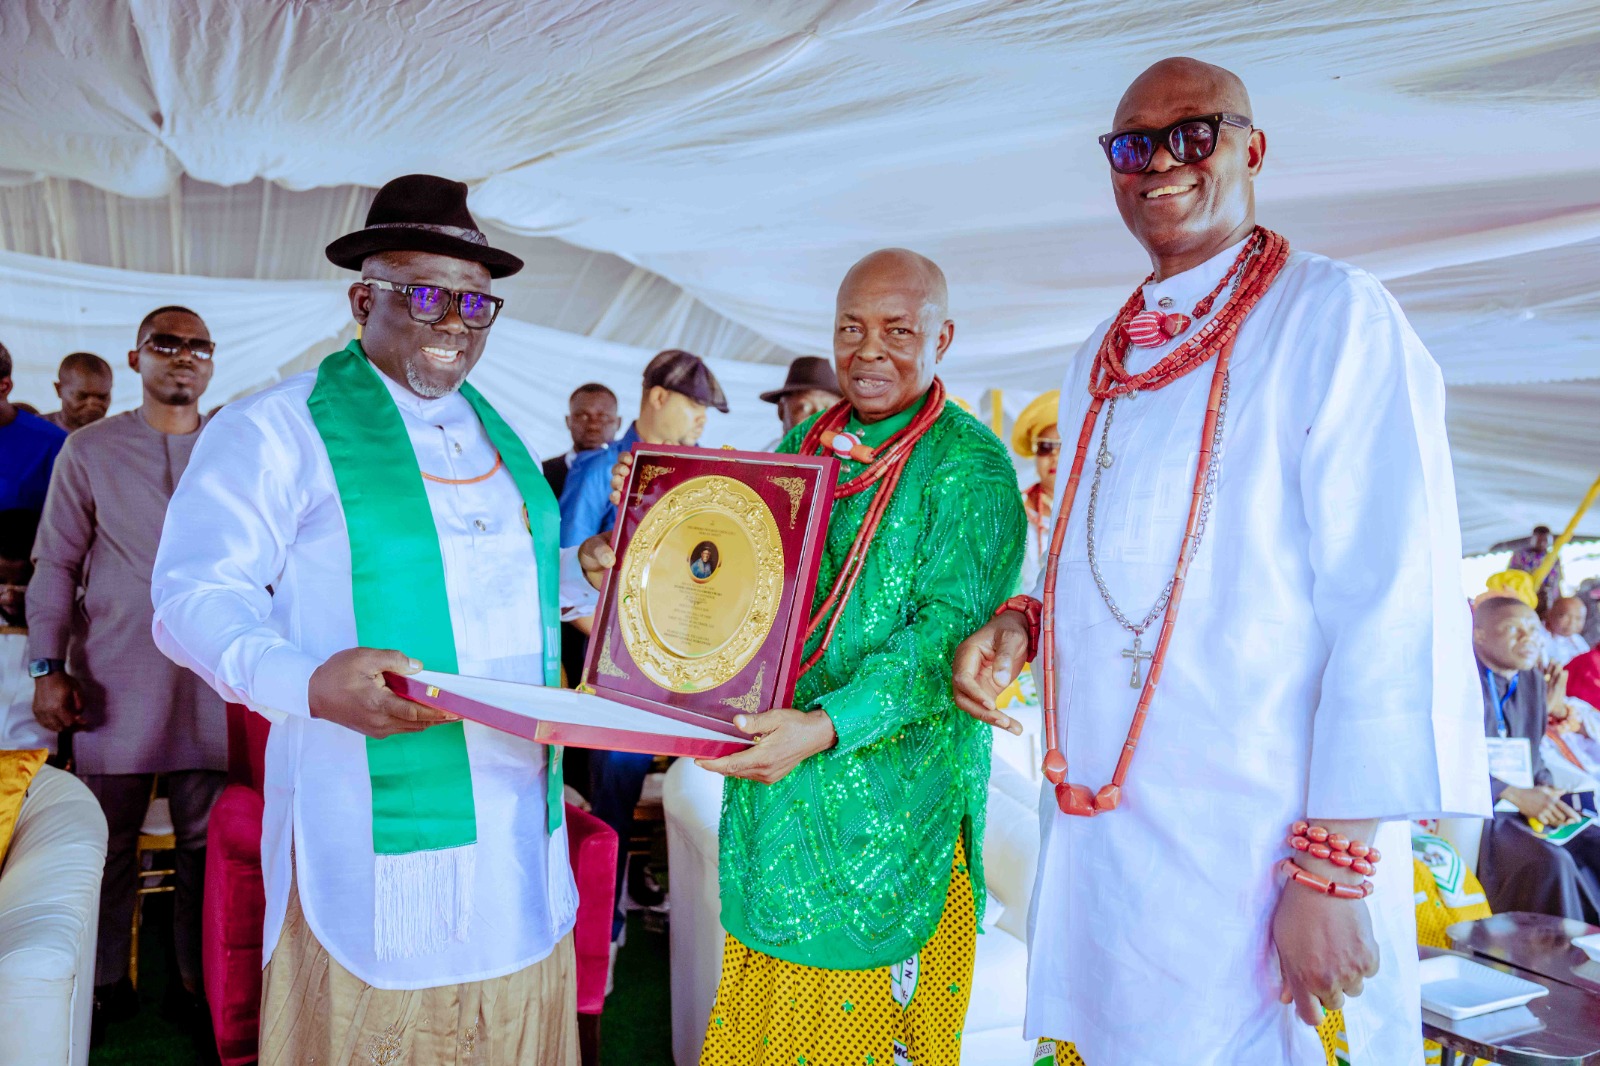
[768,476,804,528]
[616,475,785,693]
[719,664,767,716]
[633,463,670,505]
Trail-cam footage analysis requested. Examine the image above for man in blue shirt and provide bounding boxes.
[0,341,69,511]
[557,348,726,942]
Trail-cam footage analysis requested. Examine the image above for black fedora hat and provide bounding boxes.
[325,174,524,278]
[760,356,840,404]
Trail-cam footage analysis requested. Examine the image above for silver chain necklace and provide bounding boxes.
[1084,373,1230,687]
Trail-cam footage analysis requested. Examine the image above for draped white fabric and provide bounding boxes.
[0,0,1597,550]
[0,177,791,365]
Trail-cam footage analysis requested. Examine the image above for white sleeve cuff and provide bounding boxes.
[248,644,325,721]
[559,544,599,621]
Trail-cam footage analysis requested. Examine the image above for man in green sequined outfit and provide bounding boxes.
[693,249,1024,1064]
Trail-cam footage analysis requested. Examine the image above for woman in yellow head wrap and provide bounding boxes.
[1011,391,1060,591]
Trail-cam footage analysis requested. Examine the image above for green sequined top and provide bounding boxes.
[718,393,1026,970]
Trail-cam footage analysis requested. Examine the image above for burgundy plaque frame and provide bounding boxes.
[582,444,836,736]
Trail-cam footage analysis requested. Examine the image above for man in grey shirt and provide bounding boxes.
[28,305,226,1029]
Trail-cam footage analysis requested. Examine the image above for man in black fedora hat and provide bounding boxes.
[760,355,841,443]
[152,174,586,1064]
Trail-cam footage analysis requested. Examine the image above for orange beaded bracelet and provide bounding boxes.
[994,594,1043,664]
[1287,821,1381,877]
[1277,859,1373,900]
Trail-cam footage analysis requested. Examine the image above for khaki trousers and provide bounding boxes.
[260,874,579,1066]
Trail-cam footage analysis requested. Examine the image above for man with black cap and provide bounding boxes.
[557,347,725,947]
[557,347,726,549]
[759,355,841,445]
[152,175,586,1064]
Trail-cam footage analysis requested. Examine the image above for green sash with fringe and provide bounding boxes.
[307,341,563,955]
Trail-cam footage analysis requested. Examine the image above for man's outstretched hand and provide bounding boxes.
[950,611,1031,735]
[308,647,457,739]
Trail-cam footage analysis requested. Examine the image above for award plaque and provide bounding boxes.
[582,444,837,737]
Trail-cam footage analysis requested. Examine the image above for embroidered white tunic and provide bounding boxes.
[152,365,590,989]
[1026,240,1490,1065]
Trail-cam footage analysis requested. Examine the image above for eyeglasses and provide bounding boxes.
[143,334,216,360]
[1034,437,1062,457]
[1098,113,1252,174]
[362,278,504,330]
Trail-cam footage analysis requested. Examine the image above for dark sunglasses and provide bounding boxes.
[143,333,216,360]
[363,278,504,330]
[1098,112,1251,175]
[1034,437,1062,457]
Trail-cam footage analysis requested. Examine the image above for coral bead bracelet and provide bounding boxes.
[1282,821,1381,899]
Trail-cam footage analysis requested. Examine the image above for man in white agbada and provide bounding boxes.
[151,175,589,1064]
[953,59,1488,1065]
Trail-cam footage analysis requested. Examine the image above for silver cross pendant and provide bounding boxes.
[1120,634,1153,688]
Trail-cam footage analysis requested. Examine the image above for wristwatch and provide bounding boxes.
[28,658,66,679]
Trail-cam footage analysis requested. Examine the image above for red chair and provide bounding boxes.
[204,704,617,1066]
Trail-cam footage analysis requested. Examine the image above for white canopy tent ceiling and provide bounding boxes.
[0,0,1596,551]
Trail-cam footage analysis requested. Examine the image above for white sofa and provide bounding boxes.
[0,765,108,1066]
[664,756,1040,1066]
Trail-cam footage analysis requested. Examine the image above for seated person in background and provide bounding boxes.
[1578,578,1600,648]
[1473,595,1600,920]
[42,351,114,433]
[0,508,54,753]
[1545,694,1600,790]
[1544,595,1592,666]
[1570,642,1600,709]
[0,509,33,629]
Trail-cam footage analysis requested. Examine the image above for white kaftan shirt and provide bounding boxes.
[152,363,590,989]
[1026,240,1490,1065]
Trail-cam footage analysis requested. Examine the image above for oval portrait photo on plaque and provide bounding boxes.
[583,445,837,735]
[620,474,783,693]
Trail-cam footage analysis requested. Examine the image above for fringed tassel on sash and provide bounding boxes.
[546,822,580,937]
[373,842,477,961]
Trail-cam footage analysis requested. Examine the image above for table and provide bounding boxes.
[1449,912,1600,997]
[1421,946,1600,1065]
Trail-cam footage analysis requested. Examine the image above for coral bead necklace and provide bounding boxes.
[1038,228,1290,817]
[797,377,947,674]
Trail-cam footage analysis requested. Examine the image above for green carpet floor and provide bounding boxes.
[92,903,675,1065]
[89,894,211,1066]
[601,910,675,1066]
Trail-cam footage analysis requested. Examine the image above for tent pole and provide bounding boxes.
[1530,471,1600,589]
